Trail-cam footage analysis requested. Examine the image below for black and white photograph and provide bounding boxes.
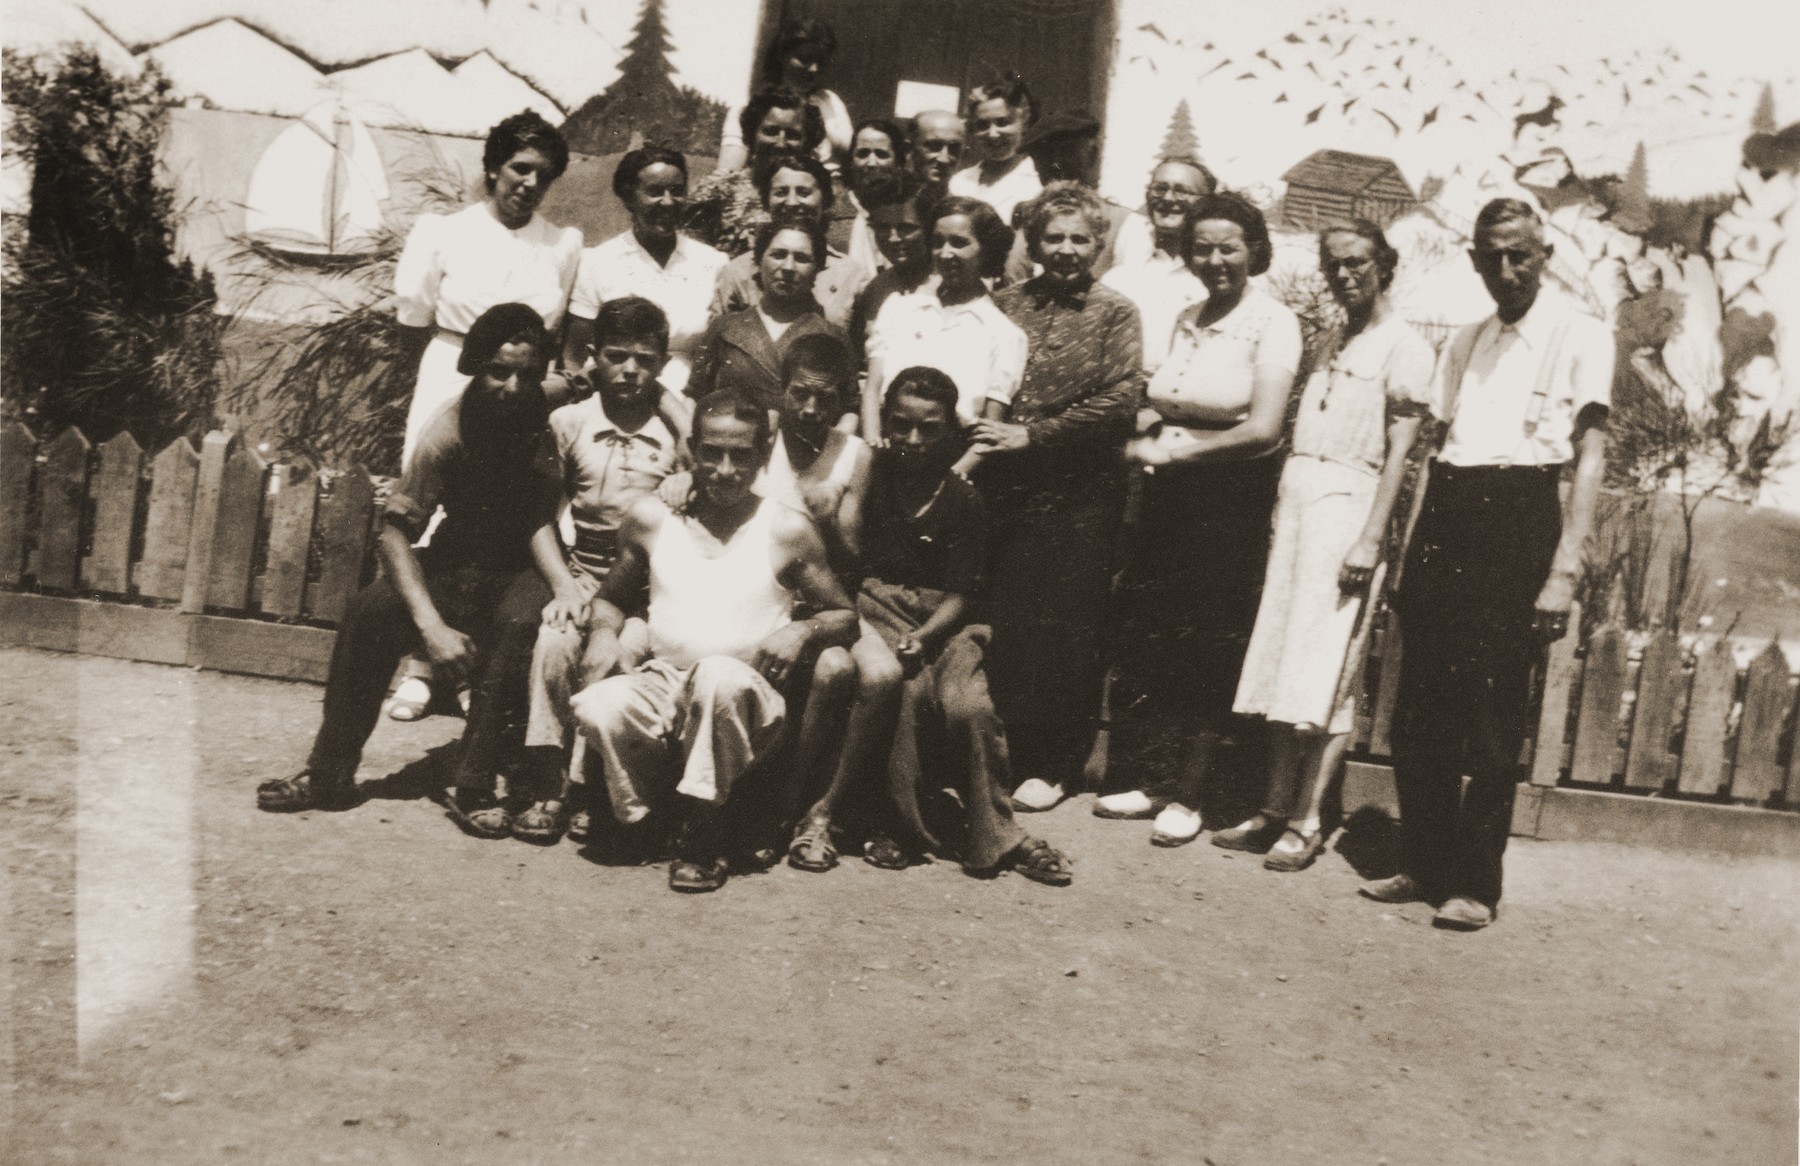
[3,0,1797,1161]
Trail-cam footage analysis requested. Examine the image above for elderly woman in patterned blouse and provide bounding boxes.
[974,181,1145,812]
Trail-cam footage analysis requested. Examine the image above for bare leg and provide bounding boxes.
[806,634,901,825]
[1291,730,1351,829]
[786,646,856,829]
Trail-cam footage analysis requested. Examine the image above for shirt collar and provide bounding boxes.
[1493,290,1567,348]
[587,397,669,446]
[1024,272,1094,309]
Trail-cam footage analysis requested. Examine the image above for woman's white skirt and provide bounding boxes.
[401,329,467,470]
[1233,455,1377,734]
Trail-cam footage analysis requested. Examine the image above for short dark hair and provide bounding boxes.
[612,145,687,203]
[752,219,829,266]
[931,195,1015,280]
[758,16,837,86]
[482,111,569,191]
[694,389,773,449]
[457,303,550,375]
[852,118,911,160]
[883,365,961,420]
[1180,192,1274,276]
[1318,218,1401,290]
[860,172,938,220]
[963,73,1038,128]
[752,150,835,214]
[781,333,855,390]
[1018,181,1109,260]
[593,295,670,354]
[1474,197,1544,238]
[739,88,827,157]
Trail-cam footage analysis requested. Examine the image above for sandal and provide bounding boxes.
[787,818,838,873]
[668,856,729,893]
[566,807,592,846]
[1210,815,1285,853]
[511,800,564,845]
[383,676,432,722]
[1264,827,1327,873]
[1002,838,1073,887]
[444,786,511,839]
[256,770,355,813]
[861,833,910,871]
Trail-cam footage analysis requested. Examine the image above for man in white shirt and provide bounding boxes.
[569,391,859,892]
[1098,156,1216,373]
[1368,198,1611,930]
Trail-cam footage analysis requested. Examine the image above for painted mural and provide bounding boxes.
[6,0,1798,506]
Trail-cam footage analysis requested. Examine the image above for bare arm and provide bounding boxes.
[1534,406,1608,637]
[861,357,886,441]
[562,315,596,374]
[1341,413,1425,589]
[533,523,597,631]
[1133,361,1292,467]
[395,324,433,387]
[376,521,474,686]
[831,442,873,566]
[753,510,859,686]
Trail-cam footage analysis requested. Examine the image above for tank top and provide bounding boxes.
[761,431,865,519]
[646,498,793,669]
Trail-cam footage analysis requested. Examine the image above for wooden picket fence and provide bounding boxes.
[1,419,1795,811]
[0,422,380,682]
[1345,602,1798,810]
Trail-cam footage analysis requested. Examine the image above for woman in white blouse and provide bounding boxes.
[1101,193,1302,847]
[947,75,1043,228]
[387,111,581,721]
[1226,220,1432,872]
[715,17,853,174]
[392,111,581,467]
[562,145,726,398]
[861,195,1027,442]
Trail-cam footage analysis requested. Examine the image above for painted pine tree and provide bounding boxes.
[560,0,726,156]
[1614,141,1652,235]
[1159,99,1201,162]
[1751,82,1777,134]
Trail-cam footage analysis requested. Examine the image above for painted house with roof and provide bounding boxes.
[1279,149,1417,230]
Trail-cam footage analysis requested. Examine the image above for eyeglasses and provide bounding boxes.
[1147,183,1204,199]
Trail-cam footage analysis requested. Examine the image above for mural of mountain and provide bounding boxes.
[558,0,725,156]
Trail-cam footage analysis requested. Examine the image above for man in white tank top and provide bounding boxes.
[569,391,859,892]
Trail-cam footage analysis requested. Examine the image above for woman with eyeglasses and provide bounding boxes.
[1225,219,1432,871]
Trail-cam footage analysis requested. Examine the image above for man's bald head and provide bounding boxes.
[911,110,966,188]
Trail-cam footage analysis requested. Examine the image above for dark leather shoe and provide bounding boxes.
[1433,896,1495,930]
[257,771,355,813]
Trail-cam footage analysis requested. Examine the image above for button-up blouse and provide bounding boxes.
[1291,311,1435,474]
[1146,287,1302,442]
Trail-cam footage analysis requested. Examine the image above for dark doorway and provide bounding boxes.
[755,0,1115,126]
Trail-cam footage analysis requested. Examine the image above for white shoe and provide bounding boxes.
[1093,790,1156,819]
[1010,779,1066,812]
[1150,803,1202,847]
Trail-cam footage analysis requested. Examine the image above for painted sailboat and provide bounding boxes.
[243,99,390,259]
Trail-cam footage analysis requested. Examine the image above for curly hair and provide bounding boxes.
[481,111,569,192]
[1180,191,1274,276]
[738,88,827,157]
[930,196,1015,280]
[611,145,687,203]
[1017,181,1109,261]
[1318,218,1400,291]
[751,150,835,215]
[851,118,911,161]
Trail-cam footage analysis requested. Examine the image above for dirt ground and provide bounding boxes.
[4,646,1796,1166]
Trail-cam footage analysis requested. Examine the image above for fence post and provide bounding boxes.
[87,432,145,595]
[179,431,235,614]
[261,460,317,618]
[1530,601,1582,786]
[305,467,375,624]
[1677,636,1736,796]
[205,442,269,612]
[0,422,35,587]
[1569,624,1627,785]
[138,438,201,602]
[1623,629,1682,792]
[1731,642,1795,805]
[36,428,91,591]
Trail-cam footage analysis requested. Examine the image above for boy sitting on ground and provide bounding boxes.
[854,366,1072,884]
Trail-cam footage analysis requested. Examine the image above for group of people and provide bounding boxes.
[257,19,1612,930]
